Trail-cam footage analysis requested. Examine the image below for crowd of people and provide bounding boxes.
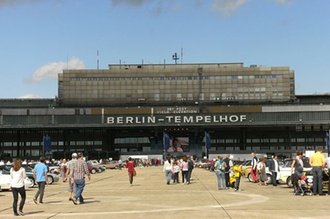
[4,148,330,216]
[249,152,280,186]
[250,148,330,196]
[213,154,243,191]
[162,155,195,185]
[5,152,91,216]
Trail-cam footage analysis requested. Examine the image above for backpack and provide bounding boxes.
[220,161,227,171]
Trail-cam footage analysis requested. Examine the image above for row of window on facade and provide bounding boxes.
[1,145,325,158]
[0,137,325,147]
[70,74,284,82]
[70,91,285,101]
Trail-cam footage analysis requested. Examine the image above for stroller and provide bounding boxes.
[292,173,312,196]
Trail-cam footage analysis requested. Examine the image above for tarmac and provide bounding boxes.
[1,166,330,219]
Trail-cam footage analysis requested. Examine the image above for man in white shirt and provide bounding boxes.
[269,154,280,186]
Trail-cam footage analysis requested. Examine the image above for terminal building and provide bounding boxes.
[0,62,329,160]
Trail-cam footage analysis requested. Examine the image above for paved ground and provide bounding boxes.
[1,166,330,219]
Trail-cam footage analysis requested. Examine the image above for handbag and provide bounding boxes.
[133,169,137,176]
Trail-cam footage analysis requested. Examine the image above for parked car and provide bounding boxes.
[96,164,106,173]
[87,163,99,174]
[48,164,60,174]
[89,160,101,166]
[0,168,33,190]
[279,158,312,187]
[101,161,119,169]
[87,162,104,173]
[241,160,252,173]
[205,161,216,171]
[195,159,214,169]
[24,165,60,185]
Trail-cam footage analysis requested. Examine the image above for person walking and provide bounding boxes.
[187,155,194,184]
[126,157,136,186]
[291,150,304,178]
[224,154,233,188]
[70,152,91,205]
[257,157,268,186]
[214,155,227,190]
[291,150,304,193]
[10,158,26,216]
[269,154,280,186]
[66,153,78,201]
[250,152,259,183]
[60,159,68,182]
[163,157,173,185]
[33,156,48,204]
[172,160,180,184]
[180,156,189,184]
[309,148,325,196]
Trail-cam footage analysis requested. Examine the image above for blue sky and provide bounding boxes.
[0,0,329,98]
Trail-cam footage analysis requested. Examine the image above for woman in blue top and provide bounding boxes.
[215,156,227,190]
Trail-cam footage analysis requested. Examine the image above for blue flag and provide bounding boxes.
[205,131,211,149]
[43,135,52,152]
[164,132,170,151]
[326,131,330,150]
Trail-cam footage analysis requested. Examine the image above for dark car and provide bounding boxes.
[87,162,105,173]
[87,162,99,174]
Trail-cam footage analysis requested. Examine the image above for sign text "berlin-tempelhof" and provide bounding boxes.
[107,115,247,125]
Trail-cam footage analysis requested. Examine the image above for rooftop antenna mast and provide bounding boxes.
[66,53,69,69]
[97,50,99,70]
[172,52,179,64]
[181,47,183,64]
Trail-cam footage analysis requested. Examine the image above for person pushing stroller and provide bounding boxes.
[291,150,305,194]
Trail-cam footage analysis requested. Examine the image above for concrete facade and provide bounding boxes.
[59,63,294,106]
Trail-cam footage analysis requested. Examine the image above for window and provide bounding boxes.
[4,142,12,147]
[94,141,102,145]
[31,142,40,146]
[297,138,305,143]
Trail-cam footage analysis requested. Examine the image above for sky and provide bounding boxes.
[0,0,329,98]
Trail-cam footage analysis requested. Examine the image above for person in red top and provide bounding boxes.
[126,157,136,186]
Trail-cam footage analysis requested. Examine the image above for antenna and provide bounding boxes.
[181,47,183,64]
[172,52,179,64]
[97,50,99,70]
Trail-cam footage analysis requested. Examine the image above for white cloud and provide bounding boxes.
[111,0,152,7]
[27,57,86,83]
[276,0,293,4]
[18,94,44,99]
[0,0,45,8]
[211,0,248,16]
